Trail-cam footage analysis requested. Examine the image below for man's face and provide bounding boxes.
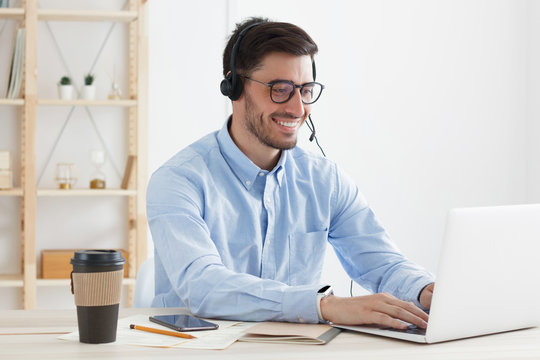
[240,52,313,150]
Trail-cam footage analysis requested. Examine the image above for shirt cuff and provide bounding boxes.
[416,282,434,309]
[281,284,322,323]
[411,278,435,310]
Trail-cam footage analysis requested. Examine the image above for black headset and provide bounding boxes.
[220,22,317,101]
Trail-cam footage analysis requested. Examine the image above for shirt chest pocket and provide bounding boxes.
[288,229,328,286]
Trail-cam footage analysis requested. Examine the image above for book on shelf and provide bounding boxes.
[0,150,11,170]
[121,155,136,189]
[0,0,9,8]
[0,170,13,189]
[6,27,25,99]
[0,151,12,189]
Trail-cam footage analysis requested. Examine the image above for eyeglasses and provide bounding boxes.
[241,76,325,105]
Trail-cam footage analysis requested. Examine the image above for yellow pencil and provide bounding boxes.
[129,324,197,339]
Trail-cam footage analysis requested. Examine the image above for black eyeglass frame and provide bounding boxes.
[241,76,325,105]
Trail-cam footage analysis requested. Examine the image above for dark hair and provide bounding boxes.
[222,17,318,78]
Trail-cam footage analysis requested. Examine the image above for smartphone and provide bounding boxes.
[149,314,219,332]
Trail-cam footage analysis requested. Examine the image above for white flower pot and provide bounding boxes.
[58,85,74,100]
[82,85,96,100]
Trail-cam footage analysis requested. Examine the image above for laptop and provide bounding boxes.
[333,204,540,343]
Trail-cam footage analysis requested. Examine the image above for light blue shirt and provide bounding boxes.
[147,120,434,323]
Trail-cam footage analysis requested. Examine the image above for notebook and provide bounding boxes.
[240,322,341,345]
[333,204,540,343]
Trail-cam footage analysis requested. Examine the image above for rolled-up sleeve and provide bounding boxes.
[327,163,435,307]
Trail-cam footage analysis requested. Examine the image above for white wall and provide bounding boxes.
[148,1,228,174]
[529,1,540,203]
[148,0,537,297]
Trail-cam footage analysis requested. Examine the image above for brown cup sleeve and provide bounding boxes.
[71,270,123,306]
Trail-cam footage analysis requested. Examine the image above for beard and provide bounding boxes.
[243,91,304,150]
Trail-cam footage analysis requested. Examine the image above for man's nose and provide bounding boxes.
[283,88,305,117]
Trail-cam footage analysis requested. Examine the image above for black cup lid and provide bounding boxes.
[70,250,125,266]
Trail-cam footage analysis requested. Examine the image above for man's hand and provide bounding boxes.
[320,293,429,330]
[419,283,434,309]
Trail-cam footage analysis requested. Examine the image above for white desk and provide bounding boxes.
[1,308,540,360]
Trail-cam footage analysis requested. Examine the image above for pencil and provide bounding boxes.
[129,324,197,339]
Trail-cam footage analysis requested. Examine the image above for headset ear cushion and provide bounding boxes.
[220,76,233,97]
[228,77,243,101]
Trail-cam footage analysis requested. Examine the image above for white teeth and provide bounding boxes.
[277,121,297,128]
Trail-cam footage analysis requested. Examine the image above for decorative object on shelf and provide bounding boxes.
[82,73,96,100]
[0,150,13,189]
[55,162,77,189]
[107,65,122,100]
[57,76,74,100]
[89,150,106,189]
[108,82,122,100]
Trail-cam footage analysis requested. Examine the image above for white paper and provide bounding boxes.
[58,314,257,350]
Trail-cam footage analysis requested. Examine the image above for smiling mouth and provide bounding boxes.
[273,119,299,128]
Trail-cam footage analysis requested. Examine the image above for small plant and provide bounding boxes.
[84,73,95,86]
[59,76,72,86]
[58,76,74,100]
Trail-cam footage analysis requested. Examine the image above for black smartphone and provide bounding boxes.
[149,314,219,332]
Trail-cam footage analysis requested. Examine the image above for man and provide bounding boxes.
[147,17,435,330]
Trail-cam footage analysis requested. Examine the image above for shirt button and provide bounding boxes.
[259,172,265,177]
[245,180,251,186]
[298,317,305,323]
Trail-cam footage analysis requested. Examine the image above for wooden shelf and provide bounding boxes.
[37,9,137,22]
[1,0,148,310]
[0,275,24,287]
[1,8,137,22]
[0,99,24,106]
[38,99,137,107]
[0,8,24,20]
[36,277,136,287]
[0,188,23,196]
[37,189,137,197]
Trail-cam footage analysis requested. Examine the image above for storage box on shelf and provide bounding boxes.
[0,151,13,189]
[41,249,129,279]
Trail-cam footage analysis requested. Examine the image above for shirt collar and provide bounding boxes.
[217,117,286,190]
[273,151,286,187]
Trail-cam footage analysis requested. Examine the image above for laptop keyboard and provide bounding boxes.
[383,309,429,335]
[383,324,427,336]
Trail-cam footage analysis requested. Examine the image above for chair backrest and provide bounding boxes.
[133,257,155,308]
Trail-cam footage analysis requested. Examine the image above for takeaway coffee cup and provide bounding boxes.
[70,250,125,344]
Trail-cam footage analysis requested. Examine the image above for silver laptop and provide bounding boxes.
[334,204,540,343]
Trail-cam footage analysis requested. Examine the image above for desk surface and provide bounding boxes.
[1,308,540,360]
